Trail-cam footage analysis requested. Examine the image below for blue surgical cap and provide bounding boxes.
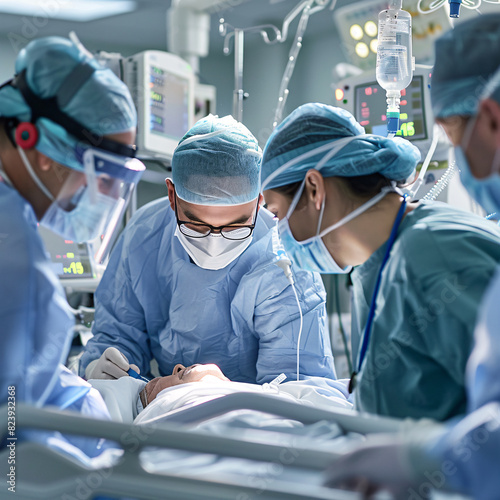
[261,103,420,190]
[431,13,500,119]
[0,36,137,171]
[172,115,262,206]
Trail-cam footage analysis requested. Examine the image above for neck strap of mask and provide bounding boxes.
[17,146,55,201]
[317,185,396,239]
[0,164,13,188]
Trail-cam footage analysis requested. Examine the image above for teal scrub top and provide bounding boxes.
[351,201,500,421]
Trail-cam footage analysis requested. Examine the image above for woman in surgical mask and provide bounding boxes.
[261,103,500,422]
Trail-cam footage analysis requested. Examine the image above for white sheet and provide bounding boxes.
[136,379,358,491]
[89,375,353,431]
[89,377,146,423]
[134,376,352,425]
[49,377,364,493]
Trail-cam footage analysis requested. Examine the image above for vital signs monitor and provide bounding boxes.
[39,226,103,292]
[123,50,195,161]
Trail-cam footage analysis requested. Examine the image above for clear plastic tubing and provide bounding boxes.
[376,0,413,136]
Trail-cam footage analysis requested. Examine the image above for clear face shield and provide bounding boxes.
[40,147,145,243]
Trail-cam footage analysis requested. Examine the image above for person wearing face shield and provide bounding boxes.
[322,15,500,500]
[80,114,335,385]
[0,36,145,457]
[261,102,500,422]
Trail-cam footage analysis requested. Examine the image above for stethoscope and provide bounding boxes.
[349,196,408,394]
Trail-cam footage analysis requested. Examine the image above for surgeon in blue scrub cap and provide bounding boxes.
[0,36,144,458]
[81,114,335,385]
[261,102,500,422]
[325,14,500,500]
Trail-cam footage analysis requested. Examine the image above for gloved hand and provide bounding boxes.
[324,438,415,500]
[85,347,141,380]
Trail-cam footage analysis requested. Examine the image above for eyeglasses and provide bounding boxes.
[175,196,259,240]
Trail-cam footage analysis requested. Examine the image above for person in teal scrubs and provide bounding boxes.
[261,102,500,421]
[324,14,500,500]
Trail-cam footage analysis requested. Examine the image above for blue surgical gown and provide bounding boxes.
[424,268,500,499]
[80,197,335,383]
[0,180,110,458]
[351,202,500,421]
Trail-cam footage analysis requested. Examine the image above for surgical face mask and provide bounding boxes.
[175,225,253,270]
[279,178,396,274]
[454,137,500,217]
[279,194,350,275]
[42,188,116,242]
[453,65,500,216]
[271,133,398,274]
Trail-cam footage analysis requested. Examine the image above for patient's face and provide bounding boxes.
[142,364,229,406]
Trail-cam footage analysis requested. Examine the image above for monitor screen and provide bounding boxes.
[149,64,190,142]
[354,76,427,141]
[38,226,95,280]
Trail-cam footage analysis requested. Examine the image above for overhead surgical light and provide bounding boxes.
[0,0,136,21]
[355,42,370,58]
[370,38,378,53]
[334,0,389,71]
[349,24,364,41]
[364,20,377,37]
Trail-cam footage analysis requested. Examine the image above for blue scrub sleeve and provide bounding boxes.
[233,263,336,384]
[79,232,153,377]
[466,267,500,411]
[81,201,335,384]
[420,403,500,499]
[0,187,73,406]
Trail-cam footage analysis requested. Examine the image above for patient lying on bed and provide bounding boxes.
[139,363,229,408]
[90,363,351,425]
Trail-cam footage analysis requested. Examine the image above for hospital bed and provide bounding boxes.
[0,395,466,500]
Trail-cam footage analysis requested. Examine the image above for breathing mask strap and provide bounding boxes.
[0,159,14,188]
[284,135,372,222]
[316,186,394,240]
[285,177,307,220]
[316,197,326,235]
[17,146,55,201]
[261,134,371,192]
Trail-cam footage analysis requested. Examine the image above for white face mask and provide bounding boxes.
[265,133,403,274]
[42,188,116,242]
[175,225,253,270]
[279,179,398,274]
